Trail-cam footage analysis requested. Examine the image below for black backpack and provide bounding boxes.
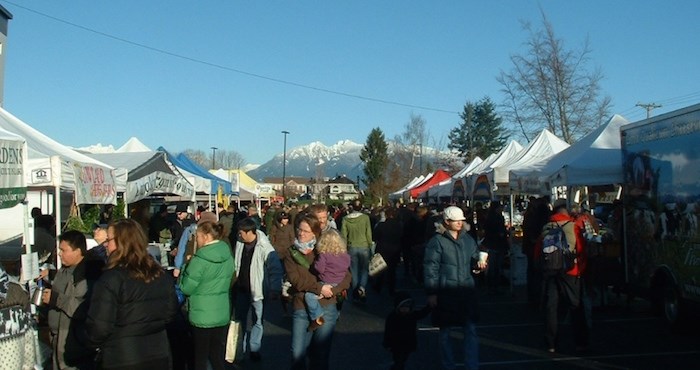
[539,221,576,275]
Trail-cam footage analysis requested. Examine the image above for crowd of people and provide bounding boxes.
[0,195,604,370]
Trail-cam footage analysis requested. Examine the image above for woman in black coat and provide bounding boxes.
[373,207,404,295]
[86,219,178,370]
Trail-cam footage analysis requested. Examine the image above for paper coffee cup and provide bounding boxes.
[478,251,488,263]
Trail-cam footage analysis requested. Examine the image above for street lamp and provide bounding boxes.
[281,131,290,201]
[211,146,218,169]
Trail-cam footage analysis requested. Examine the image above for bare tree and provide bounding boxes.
[181,148,245,170]
[497,11,611,143]
[391,114,430,182]
[218,150,246,170]
[181,149,208,168]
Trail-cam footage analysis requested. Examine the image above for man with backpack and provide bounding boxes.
[536,198,589,354]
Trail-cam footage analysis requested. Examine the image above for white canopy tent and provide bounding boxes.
[87,151,195,204]
[465,140,524,199]
[420,156,483,199]
[0,107,126,245]
[115,137,151,153]
[0,127,29,248]
[547,114,629,187]
[210,169,256,202]
[509,114,629,193]
[388,175,426,201]
[0,107,126,200]
[490,129,570,186]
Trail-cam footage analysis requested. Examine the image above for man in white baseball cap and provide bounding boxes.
[424,205,486,370]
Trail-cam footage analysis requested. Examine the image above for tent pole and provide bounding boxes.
[22,202,31,254]
[55,184,62,269]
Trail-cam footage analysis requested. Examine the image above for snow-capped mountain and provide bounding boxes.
[248,140,365,181]
[74,143,116,153]
[247,139,453,182]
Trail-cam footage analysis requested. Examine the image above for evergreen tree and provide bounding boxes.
[448,97,508,162]
[360,128,389,204]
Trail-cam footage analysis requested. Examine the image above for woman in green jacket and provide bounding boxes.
[179,214,235,370]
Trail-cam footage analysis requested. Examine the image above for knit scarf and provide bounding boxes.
[294,238,316,254]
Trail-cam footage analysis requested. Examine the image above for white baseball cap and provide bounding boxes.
[443,206,466,221]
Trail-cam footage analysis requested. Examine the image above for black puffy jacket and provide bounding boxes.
[86,267,177,369]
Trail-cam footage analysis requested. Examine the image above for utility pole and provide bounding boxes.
[210,147,218,169]
[636,102,662,119]
[281,131,290,202]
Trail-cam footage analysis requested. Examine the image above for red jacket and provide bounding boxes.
[534,213,586,276]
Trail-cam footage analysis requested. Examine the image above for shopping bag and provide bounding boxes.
[225,320,240,363]
[368,253,388,277]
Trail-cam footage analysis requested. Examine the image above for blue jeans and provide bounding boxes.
[291,303,339,370]
[233,291,265,353]
[349,246,370,291]
[304,292,324,320]
[439,322,479,370]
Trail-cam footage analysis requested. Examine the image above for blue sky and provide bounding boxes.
[2,0,700,165]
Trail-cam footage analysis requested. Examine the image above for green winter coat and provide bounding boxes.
[179,240,235,328]
[341,212,373,248]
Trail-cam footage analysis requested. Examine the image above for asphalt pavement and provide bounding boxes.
[239,271,700,370]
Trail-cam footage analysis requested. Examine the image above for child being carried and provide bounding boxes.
[305,231,351,332]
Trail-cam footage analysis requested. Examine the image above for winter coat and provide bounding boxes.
[374,218,404,265]
[535,213,586,277]
[179,240,235,328]
[424,228,480,327]
[86,267,178,369]
[46,259,100,367]
[269,223,295,256]
[280,238,352,311]
[483,212,509,252]
[233,230,283,302]
[341,212,373,248]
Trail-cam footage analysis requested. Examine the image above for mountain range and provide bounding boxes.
[247,140,365,182]
[76,138,454,182]
[247,139,455,182]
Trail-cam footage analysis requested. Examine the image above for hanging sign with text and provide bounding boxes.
[73,163,118,205]
[0,138,27,208]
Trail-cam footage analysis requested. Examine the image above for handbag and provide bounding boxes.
[225,320,240,363]
[368,253,388,277]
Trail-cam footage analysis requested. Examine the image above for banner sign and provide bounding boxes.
[0,139,26,208]
[125,170,195,204]
[472,174,492,200]
[73,163,118,205]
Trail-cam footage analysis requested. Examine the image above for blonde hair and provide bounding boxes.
[316,230,347,255]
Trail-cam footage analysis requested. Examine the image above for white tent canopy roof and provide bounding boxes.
[388,175,425,200]
[421,157,484,198]
[468,140,523,177]
[87,151,196,203]
[453,156,484,179]
[492,129,569,184]
[547,114,629,187]
[0,107,126,198]
[509,114,629,192]
[116,137,152,153]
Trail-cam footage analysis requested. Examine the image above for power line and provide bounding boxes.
[635,102,662,119]
[3,0,460,115]
[619,91,700,119]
